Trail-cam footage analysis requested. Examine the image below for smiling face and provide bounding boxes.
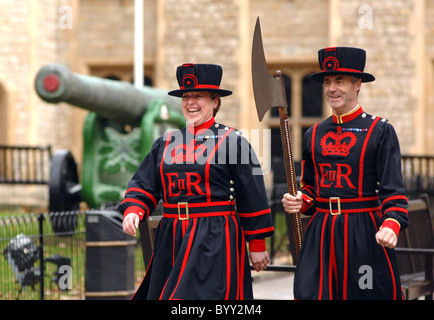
[182,91,219,127]
[323,75,362,115]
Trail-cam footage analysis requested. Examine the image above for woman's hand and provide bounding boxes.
[249,251,270,272]
[123,213,140,236]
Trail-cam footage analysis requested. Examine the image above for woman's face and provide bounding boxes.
[181,91,218,127]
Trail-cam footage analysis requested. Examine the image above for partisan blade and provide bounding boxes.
[251,17,287,122]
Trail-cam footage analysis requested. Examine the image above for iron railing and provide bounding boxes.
[401,155,434,202]
[0,211,85,300]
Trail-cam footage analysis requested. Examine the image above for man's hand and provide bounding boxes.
[249,251,270,272]
[375,227,398,248]
[282,191,303,214]
[123,213,140,236]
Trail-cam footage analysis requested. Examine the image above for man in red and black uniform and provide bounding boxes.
[282,47,409,299]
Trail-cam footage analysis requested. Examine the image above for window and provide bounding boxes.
[105,74,153,87]
[267,63,324,183]
[88,64,154,86]
[270,74,291,118]
[129,75,153,87]
[302,75,322,118]
[104,75,121,81]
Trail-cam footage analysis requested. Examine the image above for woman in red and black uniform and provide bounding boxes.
[119,63,274,300]
[283,47,409,300]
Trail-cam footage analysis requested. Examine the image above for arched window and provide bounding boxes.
[267,64,324,184]
[130,75,153,87]
[89,64,154,86]
[302,74,322,118]
[104,75,122,81]
[270,73,291,118]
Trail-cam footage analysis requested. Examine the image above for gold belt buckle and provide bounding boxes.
[177,202,189,220]
[329,197,341,215]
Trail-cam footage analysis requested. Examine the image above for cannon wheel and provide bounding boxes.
[49,150,82,233]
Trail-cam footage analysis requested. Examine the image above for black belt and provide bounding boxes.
[315,196,381,215]
[162,201,235,220]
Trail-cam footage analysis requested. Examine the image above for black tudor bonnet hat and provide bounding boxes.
[168,63,232,97]
[309,47,375,83]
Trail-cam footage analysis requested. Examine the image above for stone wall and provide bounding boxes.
[78,0,155,63]
[0,0,84,155]
[156,0,242,128]
[250,0,329,58]
[1,0,433,171]
[337,0,420,153]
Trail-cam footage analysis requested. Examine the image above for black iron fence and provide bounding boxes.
[0,211,85,300]
[401,155,434,203]
[0,209,147,300]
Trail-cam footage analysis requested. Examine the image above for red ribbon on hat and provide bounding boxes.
[321,67,362,73]
[179,84,220,90]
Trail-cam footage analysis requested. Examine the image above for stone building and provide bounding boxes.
[1,0,433,205]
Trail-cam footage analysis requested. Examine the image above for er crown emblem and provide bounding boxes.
[321,126,357,157]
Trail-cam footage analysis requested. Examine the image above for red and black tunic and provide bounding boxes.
[118,117,274,300]
[295,105,409,300]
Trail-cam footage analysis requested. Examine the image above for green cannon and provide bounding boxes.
[35,64,185,210]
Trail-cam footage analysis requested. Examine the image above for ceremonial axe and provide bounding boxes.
[251,17,304,260]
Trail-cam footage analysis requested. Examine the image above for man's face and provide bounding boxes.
[323,75,362,115]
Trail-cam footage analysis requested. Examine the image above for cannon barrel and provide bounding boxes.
[35,64,182,126]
